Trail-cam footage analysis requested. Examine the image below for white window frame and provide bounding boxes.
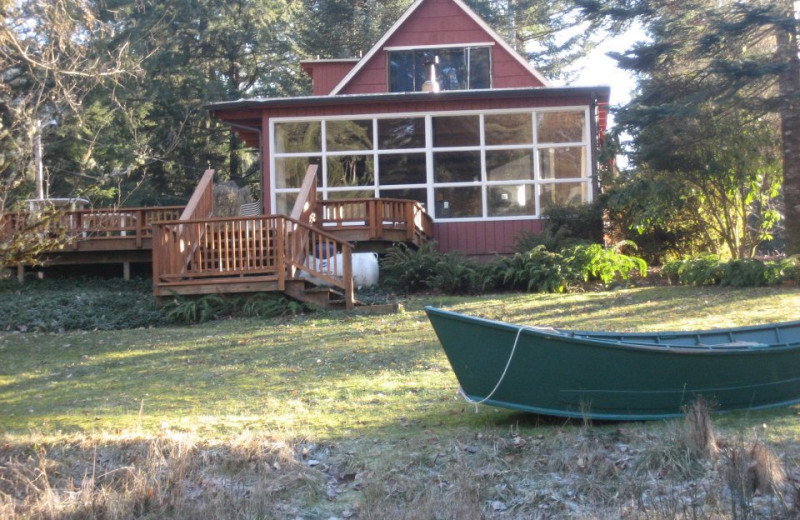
[270,106,592,222]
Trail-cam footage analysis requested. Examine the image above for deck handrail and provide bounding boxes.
[174,169,215,275]
[290,165,320,225]
[0,206,185,248]
[319,198,433,241]
[152,213,354,309]
[288,165,321,275]
[179,169,215,222]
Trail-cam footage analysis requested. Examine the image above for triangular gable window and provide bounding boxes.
[388,46,491,92]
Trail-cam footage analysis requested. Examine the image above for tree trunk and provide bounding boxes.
[228,58,241,182]
[777,0,800,255]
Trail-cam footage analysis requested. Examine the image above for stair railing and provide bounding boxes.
[284,215,354,309]
[151,169,214,284]
[177,168,215,275]
[287,164,320,275]
[151,213,354,309]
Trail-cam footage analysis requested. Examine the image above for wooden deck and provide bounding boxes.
[320,198,432,249]
[2,168,433,308]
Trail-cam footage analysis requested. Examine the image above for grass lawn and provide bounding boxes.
[1,285,799,518]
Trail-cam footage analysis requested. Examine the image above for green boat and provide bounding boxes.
[425,307,800,420]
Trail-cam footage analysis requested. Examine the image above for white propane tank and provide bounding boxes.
[304,252,379,288]
[351,252,379,287]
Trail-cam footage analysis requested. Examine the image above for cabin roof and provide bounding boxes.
[328,0,550,95]
[206,85,608,113]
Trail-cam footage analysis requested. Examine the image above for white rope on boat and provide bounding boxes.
[459,324,526,411]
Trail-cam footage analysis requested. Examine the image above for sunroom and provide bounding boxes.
[208,85,608,257]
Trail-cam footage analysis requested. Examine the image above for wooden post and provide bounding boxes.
[135,209,143,248]
[16,265,24,283]
[343,246,354,310]
[73,211,81,249]
[405,202,415,241]
[276,217,286,290]
[151,223,161,296]
[369,200,378,239]
[123,261,130,281]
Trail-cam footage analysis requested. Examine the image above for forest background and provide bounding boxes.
[1,0,799,261]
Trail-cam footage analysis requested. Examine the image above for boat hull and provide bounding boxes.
[425,307,800,420]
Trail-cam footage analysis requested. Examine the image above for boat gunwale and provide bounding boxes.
[424,307,800,355]
[460,392,800,421]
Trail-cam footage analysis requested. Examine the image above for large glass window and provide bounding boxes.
[272,108,591,221]
[379,153,426,185]
[327,119,372,151]
[537,111,585,143]
[274,122,320,153]
[433,115,480,147]
[434,187,482,218]
[486,150,533,181]
[485,113,532,145]
[275,157,321,189]
[434,151,481,183]
[388,46,491,92]
[327,155,374,187]
[488,185,535,217]
[378,118,425,149]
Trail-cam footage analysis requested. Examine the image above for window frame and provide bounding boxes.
[270,106,592,222]
[386,44,493,92]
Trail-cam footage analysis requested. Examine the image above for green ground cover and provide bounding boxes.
[1,286,798,439]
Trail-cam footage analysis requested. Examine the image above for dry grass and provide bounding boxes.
[1,417,798,519]
[0,432,324,519]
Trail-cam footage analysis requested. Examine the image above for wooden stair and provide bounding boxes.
[151,166,357,309]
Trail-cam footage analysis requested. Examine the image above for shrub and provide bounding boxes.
[563,243,647,285]
[162,294,232,324]
[483,246,569,293]
[161,293,304,324]
[662,255,724,286]
[429,253,480,295]
[380,242,443,293]
[515,201,604,253]
[662,255,798,287]
[241,293,305,317]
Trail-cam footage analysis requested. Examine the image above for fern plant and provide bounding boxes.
[662,255,798,287]
[163,294,231,324]
[380,242,443,293]
[430,253,479,294]
[241,294,303,317]
[662,255,724,286]
[484,246,569,293]
[564,243,647,285]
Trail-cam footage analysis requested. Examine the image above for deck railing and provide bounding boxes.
[319,198,433,242]
[0,206,185,248]
[152,214,354,309]
[171,168,216,275]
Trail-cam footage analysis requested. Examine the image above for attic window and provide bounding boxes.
[388,46,490,92]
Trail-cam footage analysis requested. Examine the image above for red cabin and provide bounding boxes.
[208,0,609,260]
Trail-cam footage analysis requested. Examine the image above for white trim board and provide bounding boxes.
[383,42,495,51]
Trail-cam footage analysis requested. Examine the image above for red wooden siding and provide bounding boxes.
[300,61,357,96]
[433,220,545,257]
[339,0,545,95]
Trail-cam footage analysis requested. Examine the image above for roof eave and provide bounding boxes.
[205,86,611,113]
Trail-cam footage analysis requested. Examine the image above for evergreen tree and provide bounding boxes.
[299,0,412,59]
[46,0,305,206]
[578,0,800,255]
[466,0,599,80]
